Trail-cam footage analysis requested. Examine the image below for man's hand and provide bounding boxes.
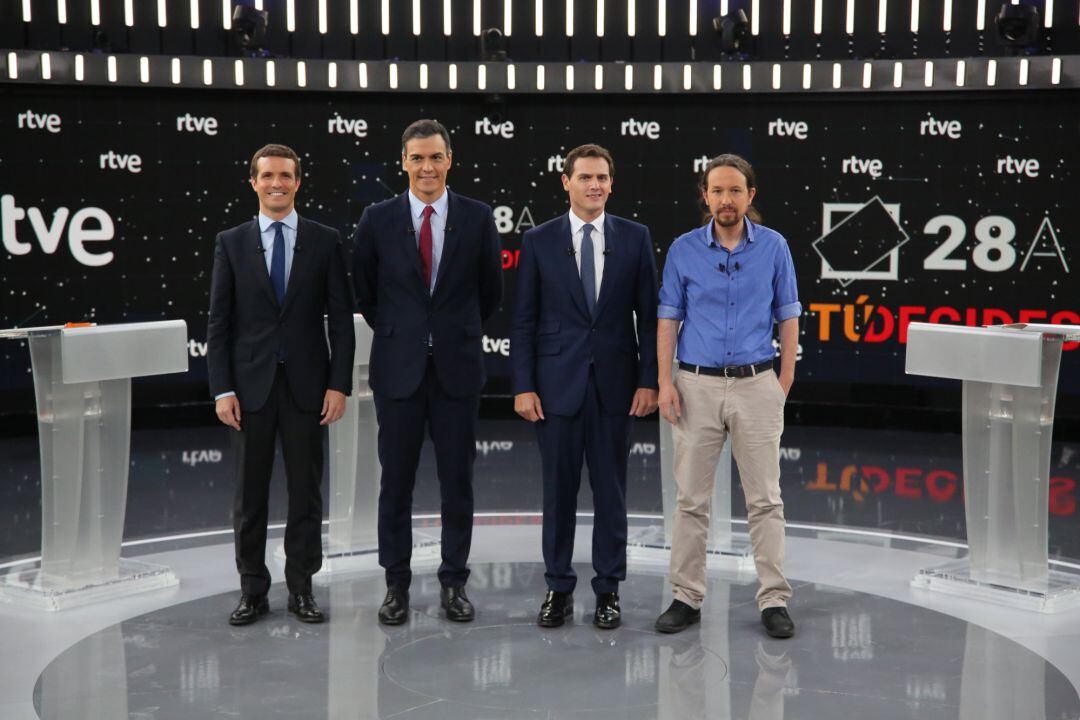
[777,370,794,398]
[215,395,242,431]
[629,388,659,417]
[320,389,348,425]
[514,392,545,423]
[658,382,682,424]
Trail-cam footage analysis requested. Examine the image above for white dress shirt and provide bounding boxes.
[568,210,605,301]
[408,189,448,292]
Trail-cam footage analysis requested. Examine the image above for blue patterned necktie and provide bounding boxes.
[270,221,286,305]
[580,223,596,317]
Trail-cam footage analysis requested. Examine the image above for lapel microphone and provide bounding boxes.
[602,248,612,256]
[567,247,576,257]
[717,261,742,273]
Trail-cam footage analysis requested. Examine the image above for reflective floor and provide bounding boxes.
[29,562,1080,720]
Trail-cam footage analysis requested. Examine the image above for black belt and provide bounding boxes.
[679,360,773,378]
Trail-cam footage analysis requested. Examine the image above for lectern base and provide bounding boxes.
[912,560,1080,613]
[0,559,178,611]
[627,525,757,575]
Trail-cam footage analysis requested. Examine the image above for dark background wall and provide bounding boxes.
[1,85,1077,417]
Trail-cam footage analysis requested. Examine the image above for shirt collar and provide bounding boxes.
[408,189,449,219]
[699,217,755,248]
[569,210,605,236]
[258,209,298,233]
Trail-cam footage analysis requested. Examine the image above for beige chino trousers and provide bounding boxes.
[669,368,792,610]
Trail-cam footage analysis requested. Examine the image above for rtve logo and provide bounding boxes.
[1,194,116,267]
[17,109,61,133]
[620,118,660,139]
[997,155,1040,178]
[99,151,142,174]
[546,155,566,173]
[482,335,510,356]
[841,156,884,179]
[328,113,368,137]
[919,115,961,139]
[767,117,808,140]
[475,116,515,139]
[176,113,218,135]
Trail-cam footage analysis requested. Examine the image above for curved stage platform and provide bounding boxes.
[6,522,1080,720]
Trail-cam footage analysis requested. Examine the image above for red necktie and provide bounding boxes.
[419,205,434,288]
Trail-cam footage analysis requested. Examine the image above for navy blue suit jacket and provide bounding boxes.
[351,191,503,399]
[207,216,355,413]
[510,213,659,417]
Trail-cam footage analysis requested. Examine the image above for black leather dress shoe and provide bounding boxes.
[593,592,621,629]
[228,594,269,626]
[537,590,574,628]
[654,600,701,634]
[378,587,410,625]
[288,592,325,623]
[440,585,475,622]
[761,607,795,638]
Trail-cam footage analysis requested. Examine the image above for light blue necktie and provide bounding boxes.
[269,221,286,305]
[580,223,596,317]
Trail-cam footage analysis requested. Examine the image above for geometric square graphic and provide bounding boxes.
[813,197,910,287]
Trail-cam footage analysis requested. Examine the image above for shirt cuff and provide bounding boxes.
[658,304,685,321]
[773,302,802,323]
[215,391,237,400]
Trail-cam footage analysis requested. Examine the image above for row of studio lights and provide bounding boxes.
[18,0,1078,37]
[8,51,1068,90]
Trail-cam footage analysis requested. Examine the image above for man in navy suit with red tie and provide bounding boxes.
[352,120,503,625]
[511,144,659,629]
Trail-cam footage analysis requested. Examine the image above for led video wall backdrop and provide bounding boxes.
[0,86,1076,413]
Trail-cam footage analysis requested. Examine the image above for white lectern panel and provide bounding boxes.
[905,323,1043,387]
[61,320,188,383]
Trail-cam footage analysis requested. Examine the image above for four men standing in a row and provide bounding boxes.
[208,119,799,639]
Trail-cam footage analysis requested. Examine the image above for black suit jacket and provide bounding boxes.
[207,215,355,413]
[510,213,659,416]
[351,191,503,399]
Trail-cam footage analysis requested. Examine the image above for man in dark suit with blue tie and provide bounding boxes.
[511,144,659,629]
[207,143,355,625]
[352,120,503,625]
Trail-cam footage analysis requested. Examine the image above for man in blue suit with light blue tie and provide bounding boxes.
[511,144,659,630]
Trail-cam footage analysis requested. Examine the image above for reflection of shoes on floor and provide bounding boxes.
[593,592,621,630]
[228,594,269,626]
[761,607,795,639]
[655,600,701,634]
[378,586,409,625]
[440,585,476,622]
[537,590,574,628]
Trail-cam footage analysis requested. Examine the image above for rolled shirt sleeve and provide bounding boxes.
[772,239,802,323]
[657,242,686,321]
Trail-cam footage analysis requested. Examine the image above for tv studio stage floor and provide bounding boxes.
[3,419,1080,719]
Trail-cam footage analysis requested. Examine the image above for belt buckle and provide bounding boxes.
[723,365,733,378]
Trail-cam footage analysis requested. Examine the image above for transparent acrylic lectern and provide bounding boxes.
[0,321,188,610]
[629,365,755,574]
[317,315,438,579]
[906,322,1080,612]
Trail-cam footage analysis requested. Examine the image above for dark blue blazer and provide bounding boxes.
[511,213,659,417]
[207,216,355,413]
[351,191,503,399]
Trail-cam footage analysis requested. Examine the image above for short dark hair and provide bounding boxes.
[401,119,452,154]
[563,144,615,178]
[698,153,756,192]
[249,143,301,181]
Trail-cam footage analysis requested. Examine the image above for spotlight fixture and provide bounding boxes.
[713,10,752,55]
[231,5,270,58]
[994,2,1040,49]
[480,27,508,61]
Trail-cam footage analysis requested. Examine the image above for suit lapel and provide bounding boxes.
[280,216,309,314]
[432,191,458,296]
[394,193,427,291]
[247,220,280,309]
[592,214,621,319]
[555,215,590,319]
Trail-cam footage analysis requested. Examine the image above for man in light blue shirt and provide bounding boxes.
[655,154,801,640]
